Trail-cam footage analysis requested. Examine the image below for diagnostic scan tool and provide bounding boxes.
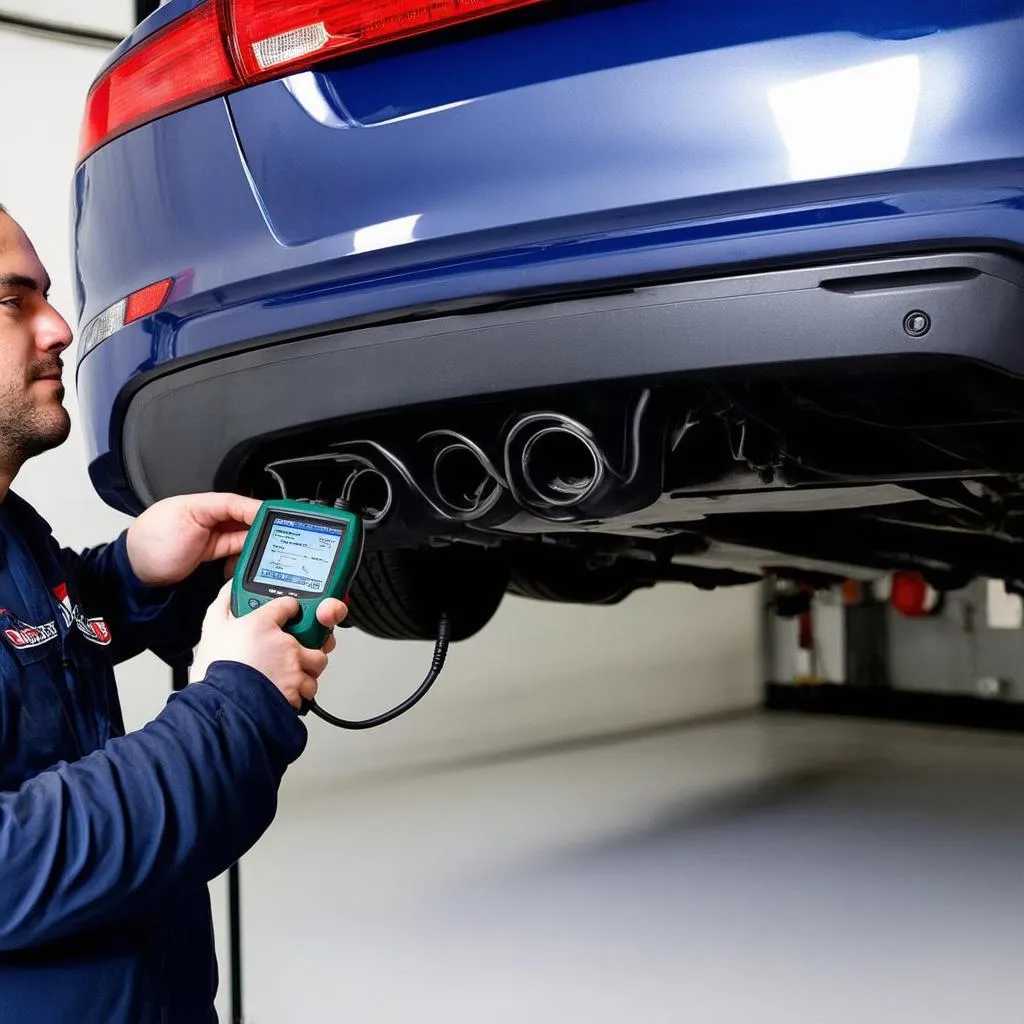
[231,499,364,649]
[232,497,449,731]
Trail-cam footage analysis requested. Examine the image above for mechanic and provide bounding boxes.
[0,205,348,1022]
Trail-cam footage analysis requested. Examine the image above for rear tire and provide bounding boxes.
[508,550,651,606]
[347,547,510,641]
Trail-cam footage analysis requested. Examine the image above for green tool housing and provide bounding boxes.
[231,499,364,648]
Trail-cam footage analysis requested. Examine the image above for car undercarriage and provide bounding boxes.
[103,248,1024,640]
[233,349,1024,636]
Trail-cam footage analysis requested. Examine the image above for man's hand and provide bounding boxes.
[190,583,348,708]
[126,493,261,587]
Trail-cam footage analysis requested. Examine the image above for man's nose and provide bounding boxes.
[36,305,73,354]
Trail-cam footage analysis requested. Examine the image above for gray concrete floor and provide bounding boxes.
[220,710,1024,1023]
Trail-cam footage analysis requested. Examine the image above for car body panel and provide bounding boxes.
[74,155,1024,511]
[226,2,1024,248]
[72,0,1024,514]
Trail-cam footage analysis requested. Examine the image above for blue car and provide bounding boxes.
[73,0,1024,639]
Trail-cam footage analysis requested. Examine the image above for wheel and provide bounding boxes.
[508,550,651,606]
[347,547,510,641]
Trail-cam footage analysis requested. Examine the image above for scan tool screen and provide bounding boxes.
[251,515,345,595]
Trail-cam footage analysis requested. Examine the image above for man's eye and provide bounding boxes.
[0,297,21,310]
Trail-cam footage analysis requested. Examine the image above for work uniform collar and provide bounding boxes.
[0,490,56,542]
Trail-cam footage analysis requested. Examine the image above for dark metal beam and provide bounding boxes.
[0,10,122,47]
[765,681,1024,733]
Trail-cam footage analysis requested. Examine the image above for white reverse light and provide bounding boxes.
[252,22,330,71]
[79,299,127,357]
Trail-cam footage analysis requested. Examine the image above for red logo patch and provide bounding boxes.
[83,617,112,646]
[4,620,58,649]
[52,583,113,647]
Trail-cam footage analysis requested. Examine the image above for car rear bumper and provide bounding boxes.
[110,249,1024,509]
[72,0,1024,514]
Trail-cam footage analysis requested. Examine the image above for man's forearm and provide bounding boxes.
[0,663,303,951]
[60,532,223,665]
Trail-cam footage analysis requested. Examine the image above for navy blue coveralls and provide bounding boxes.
[0,492,308,1022]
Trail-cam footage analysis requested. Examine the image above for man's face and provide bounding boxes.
[0,212,73,472]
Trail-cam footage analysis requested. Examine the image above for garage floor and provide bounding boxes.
[224,710,1024,1023]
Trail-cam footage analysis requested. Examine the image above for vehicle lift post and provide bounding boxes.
[171,660,244,1024]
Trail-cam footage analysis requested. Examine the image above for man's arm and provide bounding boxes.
[60,493,262,666]
[61,531,222,666]
[0,584,344,952]
[0,661,303,951]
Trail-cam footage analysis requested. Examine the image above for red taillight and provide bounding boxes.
[79,0,550,163]
[79,3,236,163]
[125,277,174,325]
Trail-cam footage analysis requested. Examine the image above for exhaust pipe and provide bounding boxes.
[503,392,658,519]
[420,430,505,520]
[264,454,396,527]
[330,437,508,526]
[520,426,603,507]
[341,467,393,527]
[504,413,608,514]
[432,443,499,516]
[264,387,659,529]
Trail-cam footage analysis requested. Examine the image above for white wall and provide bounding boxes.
[0,26,169,731]
[0,18,762,1022]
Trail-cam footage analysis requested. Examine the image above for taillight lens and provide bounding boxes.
[79,3,235,164]
[79,0,550,163]
[79,278,174,357]
[124,277,175,324]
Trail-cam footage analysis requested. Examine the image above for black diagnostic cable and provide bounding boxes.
[305,613,451,730]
